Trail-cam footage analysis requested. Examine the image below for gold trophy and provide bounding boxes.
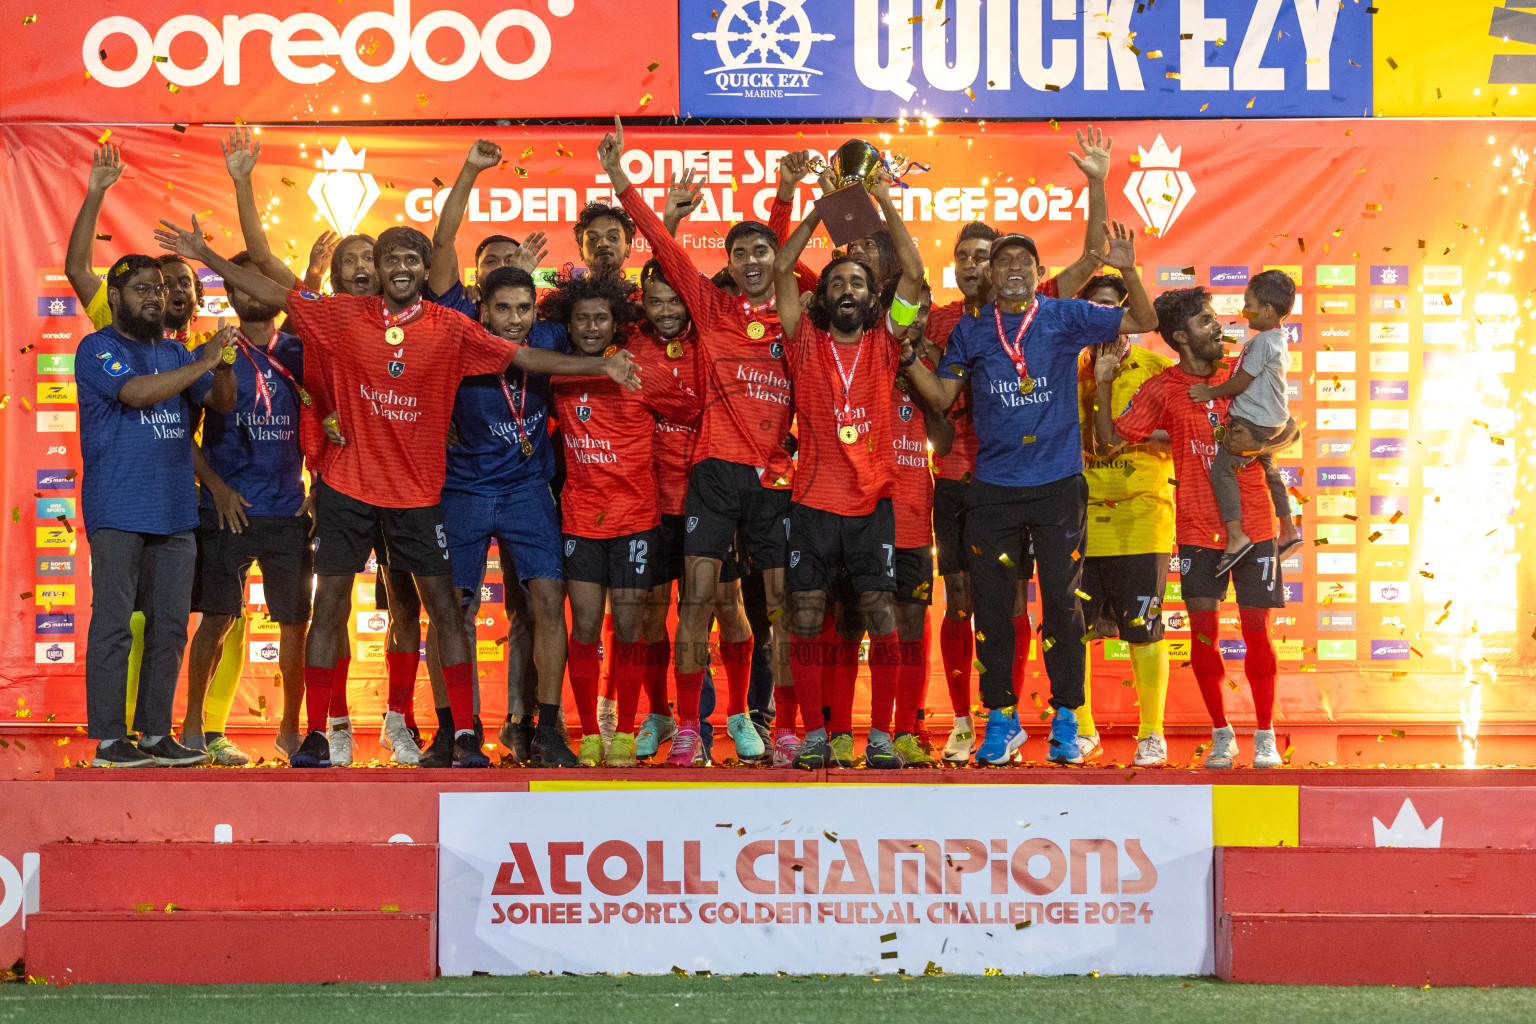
[814,139,887,246]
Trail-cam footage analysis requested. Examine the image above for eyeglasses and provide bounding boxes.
[127,284,167,297]
[954,254,991,267]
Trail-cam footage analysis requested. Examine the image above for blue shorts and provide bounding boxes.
[441,485,564,594]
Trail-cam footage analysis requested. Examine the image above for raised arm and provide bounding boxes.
[429,140,501,296]
[302,231,339,293]
[661,169,706,238]
[773,207,821,340]
[1098,221,1157,334]
[223,128,297,288]
[66,144,123,306]
[155,215,293,314]
[870,175,923,309]
[1054,126,1112,300]
[514,346,642,392]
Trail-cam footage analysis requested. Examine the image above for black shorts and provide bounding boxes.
[932,477,969,577]
[1080,552,1168,644]
[312,479,451,578]
[683,458,790,571]
[1178,541,1286,609]
[658,513,740,586]
[564,528,661,590]
[787,498,896,596]
[192,510,312,622]
[895,545,934,605]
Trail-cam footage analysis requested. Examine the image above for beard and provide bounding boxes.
[829,297,872,334]
[117,306,165,340]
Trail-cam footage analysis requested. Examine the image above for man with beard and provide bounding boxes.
[179,252,310,766]
[433,266,579,768]
[157,218,640,769]
[773,173,926,770]
[925,127,1115,763]
[78,255,237,767]
[600,118,809,767]
[1092,288,1285,770]
[575,200,635,276]
[901,221,1155,767]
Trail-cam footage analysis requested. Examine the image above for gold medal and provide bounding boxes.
[1212,424,1228,441]
[384,326,405,345]
[221,345,237,365]
[1018,376,1035,395]
[746,321,766,340]
[602,344,619,358]
[666,340,683,360]
[839,424,859,445]
[519,437,534,456]
[298,387,312,407]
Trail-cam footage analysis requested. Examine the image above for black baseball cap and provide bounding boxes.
[990,233,1040,264]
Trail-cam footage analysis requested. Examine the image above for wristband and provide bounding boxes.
[888,294,919,327]
[899,347,918,368]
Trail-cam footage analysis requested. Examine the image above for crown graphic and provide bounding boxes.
[1137,136,1182,169]
[320,139,367,171]
[1371,798,1443,848]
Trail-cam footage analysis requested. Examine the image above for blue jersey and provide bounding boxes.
[197,331,307,517]
[443,320,569,496]
[936,296,1122,488]
[76,326,213,536]
[427,279,478,317]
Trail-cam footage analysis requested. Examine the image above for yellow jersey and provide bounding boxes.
[1076,345,1176,558]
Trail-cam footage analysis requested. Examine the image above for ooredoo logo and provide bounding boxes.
[82,0,575,89]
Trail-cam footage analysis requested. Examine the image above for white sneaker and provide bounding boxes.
[1134,732,1168,767]
[327,717,353,767]
[379,710,422,766]
[1077,732,1104,761]
[942,715,975,763]
[1202,725,1238,769]
[597,695,618,757]
[1251,728,1283,768]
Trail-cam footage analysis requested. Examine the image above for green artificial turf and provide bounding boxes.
[3,974,1534,1024]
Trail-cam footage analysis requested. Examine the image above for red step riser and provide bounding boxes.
[1218,846,1536,915]
[1219,913,1536,986]
[25,911,434,984]
[38,842,436,912]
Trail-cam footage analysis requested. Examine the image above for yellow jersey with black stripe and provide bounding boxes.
[1076,345,1175,558]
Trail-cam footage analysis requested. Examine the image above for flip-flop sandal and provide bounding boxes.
[1214,542,1255,576]
[1276,537,1303,561]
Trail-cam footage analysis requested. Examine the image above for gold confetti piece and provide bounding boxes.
[136,903,153,913]
[97,129,112,143]
[22,14,36,24]
[1042,638,1055,652]
[638,92,653,107]
[881,932,897,942]
[1246,97,1255,109]
[975,631,985,642]
[381,903,400,912]
[1389,510,1403,524]
[417,93,429,106]
[431,176,445,189]
[984,968,1003,976]
[164,903,180,912]
[166,83,179,93]
[1419,571,1434,579]
[822,831,839,843]
[998,553,1014,567]
[1365,203,1381,212]
[881,951,899,960]
[280,177,296,188]
[1385,55,1398,70]
[965,87,976,100]
[172,124,186,133]
[1014,921,1032,930]
[737,827,746,836]
[971,658,986,674]
[1021,435,1036,444]
[1073,589,1091,601]
[1130,617,1145,627]
[152,55,167,63]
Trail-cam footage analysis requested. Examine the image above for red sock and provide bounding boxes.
[644,639,671,715]
[613,640,647,735]
[894,638,925,734]
[384,650,418,715]
[1189,610,1228,728]
[867,632,901,736]
[674,670,704,729]
[441,661,476,736]
[790,632,825,732]
[303,665,334,735]
[327,656,351,717]
[566,638,602,736]
[1012,612,1033,693]
[830,636,859,734]
[939,615,973,717]
[1240,608,1277,730]
[721,639,753,717]
[599,614,618,702]
[774,683,798,733]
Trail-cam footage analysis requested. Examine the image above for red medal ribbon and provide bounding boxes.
[232,330,277,418]
[827,330,866,430]
[380,295,423,330]
[993,299,1040,384]
[496,375,531,454]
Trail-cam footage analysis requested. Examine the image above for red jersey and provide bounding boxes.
[630,320,701,517]
[890,382,933,549]
[786,317,900,517]
[619,186,813,489]
[285,289,516,508]
[924,300,979,482]
[1110,363,1278,548]
[551,345,696,539]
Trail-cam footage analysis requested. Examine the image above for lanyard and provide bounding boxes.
[497,375,534,456]
[381,296,422,330]
[827,331,865,426]
[236,330,309,414]
[993,299,1040,382]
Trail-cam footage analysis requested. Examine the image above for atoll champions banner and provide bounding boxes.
[1,118,1532,734]
[438,786,1214,975]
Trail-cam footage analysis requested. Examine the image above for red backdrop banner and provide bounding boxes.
[0,0,679,122]
[2,119,1533,740]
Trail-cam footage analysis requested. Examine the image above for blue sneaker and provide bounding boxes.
[726,712,767,762]
[1048,707,1083,765]
[636,713,676,759]
[289,730,332,768]
[973,708,1025,766]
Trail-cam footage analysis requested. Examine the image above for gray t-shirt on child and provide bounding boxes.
[1229,326,1290,427]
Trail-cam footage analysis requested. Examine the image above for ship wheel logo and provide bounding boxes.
[693,0,835,76]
